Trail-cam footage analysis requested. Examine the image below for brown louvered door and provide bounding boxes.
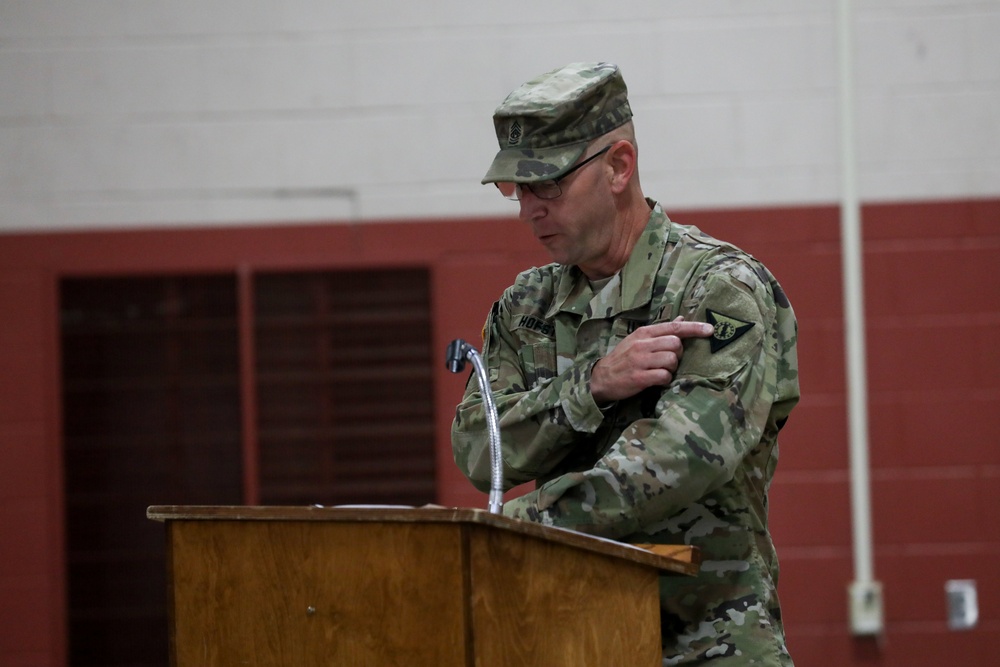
[60,275,243,667]
[253,268,436,506]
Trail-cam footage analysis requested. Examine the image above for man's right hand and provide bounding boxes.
[590,317,714,405]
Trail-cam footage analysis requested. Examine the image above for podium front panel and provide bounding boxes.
[167,519,469,665]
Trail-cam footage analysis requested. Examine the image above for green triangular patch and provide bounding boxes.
[706,309,755,353]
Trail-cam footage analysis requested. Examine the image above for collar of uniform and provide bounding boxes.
[546,264,590,318]
[545,200,671,319]
[618,200,671,314]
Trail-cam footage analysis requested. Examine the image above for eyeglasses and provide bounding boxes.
[496,145,612,201]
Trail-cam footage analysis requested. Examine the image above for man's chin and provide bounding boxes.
[538,237,568,263]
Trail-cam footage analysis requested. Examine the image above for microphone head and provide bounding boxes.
[445,339,469,373]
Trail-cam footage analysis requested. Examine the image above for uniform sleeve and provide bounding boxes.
[451,292,607,493]
[501,259,781,539]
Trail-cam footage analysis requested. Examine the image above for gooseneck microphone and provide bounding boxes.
[446,339,503,514]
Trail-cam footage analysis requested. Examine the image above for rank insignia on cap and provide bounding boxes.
[706,309,755,353]
[508,120,523,146]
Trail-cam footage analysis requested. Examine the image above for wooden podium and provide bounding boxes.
[148,505,699,666]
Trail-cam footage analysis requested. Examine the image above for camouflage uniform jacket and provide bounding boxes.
[451,201,800,665]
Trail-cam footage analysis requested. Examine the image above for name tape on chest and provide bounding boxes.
[514,315,555,337]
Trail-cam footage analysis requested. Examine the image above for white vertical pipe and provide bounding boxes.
[837,0,880,630]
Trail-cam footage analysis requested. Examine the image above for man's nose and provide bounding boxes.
[518,187,544,221]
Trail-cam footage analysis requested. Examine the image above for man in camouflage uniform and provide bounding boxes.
[452,62,799,665]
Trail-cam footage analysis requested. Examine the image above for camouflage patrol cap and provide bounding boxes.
[482,62,633,184]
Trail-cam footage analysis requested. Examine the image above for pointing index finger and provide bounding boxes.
[643,318,715,339]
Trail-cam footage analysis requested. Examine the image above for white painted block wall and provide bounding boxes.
[0,0,997,231]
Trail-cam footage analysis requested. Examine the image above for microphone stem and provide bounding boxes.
[466,348,503,514]
[446,339,504,514]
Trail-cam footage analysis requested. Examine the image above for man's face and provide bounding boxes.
[516,147,616,276]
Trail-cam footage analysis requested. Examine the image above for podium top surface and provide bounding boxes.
[147,504,699,576]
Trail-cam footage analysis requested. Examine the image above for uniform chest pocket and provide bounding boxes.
[607,317,649,353]
[517,340,557,387]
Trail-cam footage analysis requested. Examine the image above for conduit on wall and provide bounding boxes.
[836,0,884,636]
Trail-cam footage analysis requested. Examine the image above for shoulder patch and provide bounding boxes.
[483,300,501,343]
[707,309,755,353]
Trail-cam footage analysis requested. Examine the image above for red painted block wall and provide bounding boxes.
[0,198,997,666]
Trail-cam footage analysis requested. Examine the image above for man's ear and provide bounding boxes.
[607,140,637,194]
